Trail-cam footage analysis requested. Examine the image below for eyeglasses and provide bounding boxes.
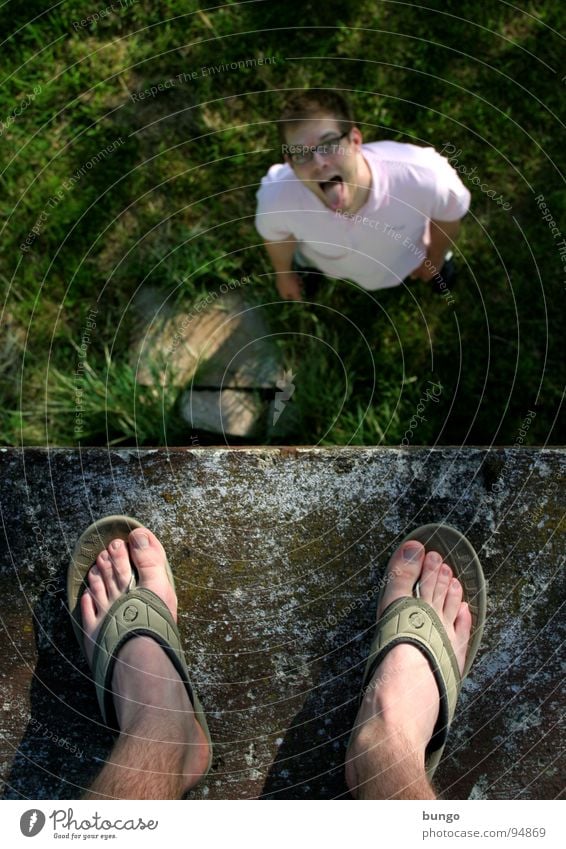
[283,131,350,165]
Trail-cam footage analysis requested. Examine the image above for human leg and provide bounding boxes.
[345,539,473,799]
[74,528,210,799]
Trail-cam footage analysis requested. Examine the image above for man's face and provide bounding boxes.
[283,116,364,212]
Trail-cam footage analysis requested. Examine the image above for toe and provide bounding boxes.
[87,564,107,601]
[129,526,164,553]
[378,540,425,615]
[128,527,167,577]
[432,562,452,608]
[454,600,472,639]
[419,551,442,602]
[108,538,134,592]
[80,589,101,668]
[80,588,98,630]
[95,548,111,572]
[443,577,463,623]
[95,549,114,584]
[95,548,122,602]
[453,602,473,675]
[127,527,178,620]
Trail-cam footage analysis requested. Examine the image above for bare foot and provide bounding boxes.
[80,527,210,793]
[345,539,472,797]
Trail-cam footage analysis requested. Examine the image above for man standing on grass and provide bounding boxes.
[255,89,470,301]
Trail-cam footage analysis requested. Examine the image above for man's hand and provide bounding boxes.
[264,239,301,299]
[410,219,461,282]
[276,272,303,301]
[409,257,441,282]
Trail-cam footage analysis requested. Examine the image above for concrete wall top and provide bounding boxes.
[0,447,564,799]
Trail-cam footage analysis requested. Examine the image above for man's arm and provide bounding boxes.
[411,218,462,281]
[264,238,303,300]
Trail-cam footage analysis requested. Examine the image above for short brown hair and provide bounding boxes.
[279,89,354,145]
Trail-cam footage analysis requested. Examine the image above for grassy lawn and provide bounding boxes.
[1,0,564,446]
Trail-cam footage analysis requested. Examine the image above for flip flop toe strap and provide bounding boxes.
[362,597,462,761]
[91,588,195,731]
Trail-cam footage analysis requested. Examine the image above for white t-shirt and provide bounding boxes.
[255,141,471,290]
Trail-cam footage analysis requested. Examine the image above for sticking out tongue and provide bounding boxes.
[320,176,345,210]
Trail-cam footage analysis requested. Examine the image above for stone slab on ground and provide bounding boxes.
[0,447,564,800]
[180,389,270,438]
[133,290,280,389]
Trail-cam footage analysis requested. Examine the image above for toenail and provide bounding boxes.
[403,544,422,561]
[430,552,442,564]
[132,532,149,549]
[442,564,451,576]
[111,539,122,551]
[99,550,110,561]
[90,566,99,576]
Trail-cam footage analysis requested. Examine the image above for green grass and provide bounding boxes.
[1,0,564,446]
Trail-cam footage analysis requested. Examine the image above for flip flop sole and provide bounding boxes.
[397,523,486,678]
[68,515,144,655]
[67,515,213,778]
[67,514,177,656]
[352,523,486,780]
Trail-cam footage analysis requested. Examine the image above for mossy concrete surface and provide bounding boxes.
[0,447,564,800]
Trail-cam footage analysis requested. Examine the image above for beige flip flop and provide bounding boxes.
[67,515,213,777]
[68,515,145,649]
[357,523,486,778]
